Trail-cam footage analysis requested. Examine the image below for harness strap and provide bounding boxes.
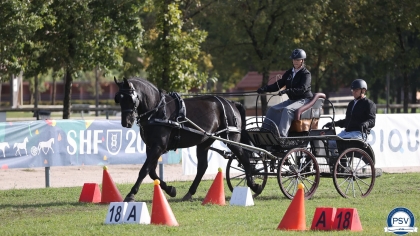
[218,96,238,127]
[214,96,230,140]
[168,92,186,121]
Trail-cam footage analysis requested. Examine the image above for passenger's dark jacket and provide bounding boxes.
[265,67,313,100]
[335,97,376,132]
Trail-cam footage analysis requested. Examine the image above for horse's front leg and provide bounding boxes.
[182,143,211,201]
[148,159,177,197]
[124,147,163,202]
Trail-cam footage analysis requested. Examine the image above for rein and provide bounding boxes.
[133,91,256,123]
[179,91,258,97]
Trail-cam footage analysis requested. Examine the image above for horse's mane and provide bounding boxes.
[128,77,165,94]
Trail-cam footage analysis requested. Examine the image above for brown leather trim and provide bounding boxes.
[290,119,319,132]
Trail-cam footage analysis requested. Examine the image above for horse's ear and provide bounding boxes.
[114,77,118,85]
[123,77,129,86]
[114,93,120,104]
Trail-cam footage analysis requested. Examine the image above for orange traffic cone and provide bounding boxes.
[202,168,226,205]
[277,183,306,231]
[101,166,123,204]
[151,180,179,226]
[79,183,101,203]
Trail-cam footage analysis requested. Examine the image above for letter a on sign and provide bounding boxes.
[310,207,337,231]
[123,202,150,224]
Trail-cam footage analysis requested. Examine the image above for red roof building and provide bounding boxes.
[234,71,285,92]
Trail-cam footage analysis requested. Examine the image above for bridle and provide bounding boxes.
[115,85,168,125]
[115,88,140,114]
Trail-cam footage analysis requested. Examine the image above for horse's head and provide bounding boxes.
[114,77,140,128]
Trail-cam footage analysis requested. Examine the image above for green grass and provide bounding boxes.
[1,173,419,235]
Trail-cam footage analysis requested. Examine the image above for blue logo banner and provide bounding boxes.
[0,120,181,169]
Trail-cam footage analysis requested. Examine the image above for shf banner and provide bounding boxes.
[0,120,181,169]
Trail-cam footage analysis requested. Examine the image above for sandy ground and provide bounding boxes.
[0,164,419,190]
[0,164,218,190]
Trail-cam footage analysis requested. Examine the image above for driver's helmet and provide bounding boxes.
[289,49,306,60]
[351,79,368,91]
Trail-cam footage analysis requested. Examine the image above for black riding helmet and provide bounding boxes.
[289,49,306,60]
[351,79,368,91]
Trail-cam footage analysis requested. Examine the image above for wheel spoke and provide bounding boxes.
[278,148,320,200]
[333,148,375,198]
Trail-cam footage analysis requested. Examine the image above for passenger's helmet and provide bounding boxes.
[289,49,306,60]
[351,79,368,91]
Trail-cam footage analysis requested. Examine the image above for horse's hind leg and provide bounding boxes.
[228,144,263,195]
[148,160,177,197]
[182,141,211,201]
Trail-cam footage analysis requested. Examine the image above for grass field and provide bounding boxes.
[1,172,419,235]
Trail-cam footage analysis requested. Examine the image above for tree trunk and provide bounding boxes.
[260,69,270,116]
[34,75,39,120]
[63,69,72,119]
[411,83,417,113]
[396,86,401,113]
[161,0,171,90]
[95,66,99,116]
[52,76,57,105]
[403,71,409,113]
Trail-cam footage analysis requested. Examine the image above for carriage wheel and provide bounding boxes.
[332,148,375,198]
[277,148,320,200]
[226,156,268,197]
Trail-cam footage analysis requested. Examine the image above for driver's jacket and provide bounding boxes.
[264,67,313,100]
[334,97,376,133]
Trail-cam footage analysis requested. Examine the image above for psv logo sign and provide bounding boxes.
[106,130,122,155]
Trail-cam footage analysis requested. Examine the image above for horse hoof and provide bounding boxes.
[165,186,177,198]
[253,184,263,195]
[181,192,193,202]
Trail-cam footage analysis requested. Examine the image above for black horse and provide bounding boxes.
[114,77,262,201]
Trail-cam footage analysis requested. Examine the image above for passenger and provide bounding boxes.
[325,79,376,139]
[257,48,313,137]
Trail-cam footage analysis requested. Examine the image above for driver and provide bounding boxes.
[257,48,313,137]
[325,79,376,139]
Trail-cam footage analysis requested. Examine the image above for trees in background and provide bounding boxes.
[141,0,210,92]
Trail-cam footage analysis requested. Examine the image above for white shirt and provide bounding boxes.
[292,67,302,78]
[351,99,358,113]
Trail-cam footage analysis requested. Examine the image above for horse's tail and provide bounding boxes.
[234,102,252,145]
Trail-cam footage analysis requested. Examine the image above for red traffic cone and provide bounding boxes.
[277,183,306,231]
[311,207,337,231]
[202,168,226,205]
[79,183,101,203]
[151,180,179,226]
[101,166,123,204]
[332,208,363,231]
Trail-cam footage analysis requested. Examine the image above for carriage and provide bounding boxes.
[210,93,377,199]
[114,77,377,202]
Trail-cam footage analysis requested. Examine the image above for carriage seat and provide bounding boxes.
[290,93,326,132]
